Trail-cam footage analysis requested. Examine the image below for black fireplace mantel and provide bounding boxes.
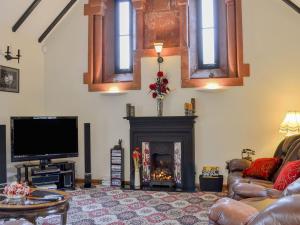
[124,116,197,191]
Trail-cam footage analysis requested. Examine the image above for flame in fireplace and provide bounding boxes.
[151,168,173,181]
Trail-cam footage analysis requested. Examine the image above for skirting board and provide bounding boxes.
[75,179,228,192]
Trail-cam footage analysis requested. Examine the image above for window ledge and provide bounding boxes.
[190,68,228,79]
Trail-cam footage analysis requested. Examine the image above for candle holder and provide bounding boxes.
[4,46,21,63]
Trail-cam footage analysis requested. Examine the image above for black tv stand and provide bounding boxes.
[39,159,52,169]
[15,160,76,190]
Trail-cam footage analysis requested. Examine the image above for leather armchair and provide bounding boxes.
[209,195,300,225]
[209,178,300,225]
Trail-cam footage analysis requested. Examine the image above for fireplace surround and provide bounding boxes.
[125,116,197,192]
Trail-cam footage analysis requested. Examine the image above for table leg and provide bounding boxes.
[61,212,67,225]
[26,216,37,225]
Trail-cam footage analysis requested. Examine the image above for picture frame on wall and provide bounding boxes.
[0,65,19,93]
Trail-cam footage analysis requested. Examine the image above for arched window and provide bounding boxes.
[83,0,140,92]
[183,0,250,88]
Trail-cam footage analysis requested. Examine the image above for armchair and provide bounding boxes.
[209,178,300,225]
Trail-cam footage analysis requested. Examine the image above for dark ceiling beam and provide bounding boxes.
[38,0,77,43]
[12,0,42,32]
[282,0,300,13]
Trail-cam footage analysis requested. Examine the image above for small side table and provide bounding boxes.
[0,189,70,225]
[199,175,223,192]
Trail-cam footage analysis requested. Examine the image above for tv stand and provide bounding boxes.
[15,160,75,190]
[39,159,52,169]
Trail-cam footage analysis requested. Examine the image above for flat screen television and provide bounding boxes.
[11,117,78,162]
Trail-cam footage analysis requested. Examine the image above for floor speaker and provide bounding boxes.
[83,123,94,188]
[0,125,6,185]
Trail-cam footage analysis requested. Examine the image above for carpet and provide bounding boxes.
[2,187,225,225]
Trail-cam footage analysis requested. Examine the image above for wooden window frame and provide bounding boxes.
[83,0,141,92]
[182,0,250,88]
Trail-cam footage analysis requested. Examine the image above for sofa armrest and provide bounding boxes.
[209,197,258,225]
[233,183,281,199]
[228,159,251,172]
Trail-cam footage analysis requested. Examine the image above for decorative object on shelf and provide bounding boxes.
[184,102,193,116]
[241,149,256,161]
[0,65,19,93]
[149,71,170,117]
[279,111,300,136]
[4,46,21,63]
[132,147,141,189]
[111,139,124,187]
[3,182,30,203]
[202,166,220,177]
[130,105,135,117]
[126,103,132,117]
[191,98,196,114]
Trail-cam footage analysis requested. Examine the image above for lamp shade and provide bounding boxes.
[279,111,300,136]
[154,42,163,53]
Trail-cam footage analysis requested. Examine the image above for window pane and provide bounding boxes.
[202,28,215,65]
[201,0,214,28]
[119,36,130,70]
[119,2,130,35]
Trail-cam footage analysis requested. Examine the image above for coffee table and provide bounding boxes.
[0,189,70,225]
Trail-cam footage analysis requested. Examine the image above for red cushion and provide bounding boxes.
[243,158,281,180]
[273,160,300,191]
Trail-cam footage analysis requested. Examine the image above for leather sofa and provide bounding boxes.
[209,178,300,225]
[227,134,300,198]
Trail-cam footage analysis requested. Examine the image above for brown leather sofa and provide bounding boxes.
[209,178,300,225]
[227,134,300,198]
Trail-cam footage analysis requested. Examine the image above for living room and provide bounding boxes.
[0,0,300,224]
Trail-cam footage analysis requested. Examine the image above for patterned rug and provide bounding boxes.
[4,187,226,225]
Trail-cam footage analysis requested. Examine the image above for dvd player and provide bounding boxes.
[31,167,61,176]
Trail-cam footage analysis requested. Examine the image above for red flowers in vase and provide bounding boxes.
[132,147,141,170]
[149,71,170,99]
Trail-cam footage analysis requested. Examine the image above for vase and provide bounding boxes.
[157,98,163,117]
[134,169,141,189]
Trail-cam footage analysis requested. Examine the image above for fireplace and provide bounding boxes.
[125,116,197,192]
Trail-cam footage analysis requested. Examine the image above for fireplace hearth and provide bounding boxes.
[125,116,197,192]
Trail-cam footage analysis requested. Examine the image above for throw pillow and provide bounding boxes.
[243,158,281,180]
[273,160,300,191]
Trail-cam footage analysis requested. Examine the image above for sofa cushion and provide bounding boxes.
[274,160,300,191]
[243,158,281,180]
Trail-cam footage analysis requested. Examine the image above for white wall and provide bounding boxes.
[0,25,45,170]
[41,0,300,182]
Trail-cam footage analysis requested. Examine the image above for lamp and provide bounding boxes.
[154,42,164,69]
[279,111,300,136]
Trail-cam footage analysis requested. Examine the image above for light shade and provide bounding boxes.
[154,42,163,53]
[279,111,300,136]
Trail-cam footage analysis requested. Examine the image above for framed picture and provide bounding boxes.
[0,65,19,93]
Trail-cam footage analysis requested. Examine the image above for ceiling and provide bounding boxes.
[0,0,76,43]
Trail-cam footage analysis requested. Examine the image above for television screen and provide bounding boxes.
[11,117,78,162]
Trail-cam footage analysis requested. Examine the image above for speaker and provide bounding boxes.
[83,123,93,188]
[0,125,6,185]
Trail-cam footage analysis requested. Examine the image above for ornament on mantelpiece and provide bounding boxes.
[149,71,170,117]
